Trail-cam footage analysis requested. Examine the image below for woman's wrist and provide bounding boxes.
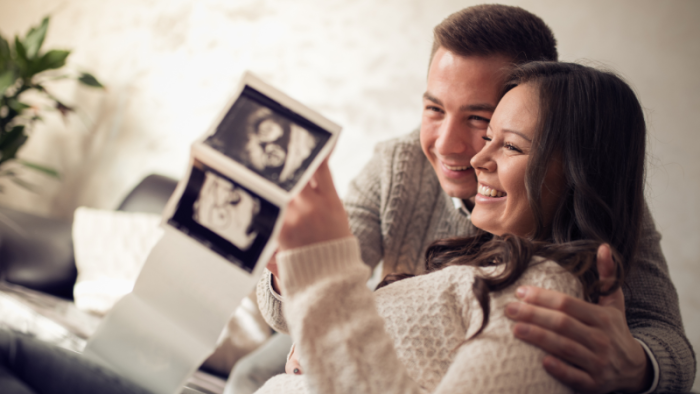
[277,237,364,295]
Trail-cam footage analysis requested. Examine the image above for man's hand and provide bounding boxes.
[505,244,653,393]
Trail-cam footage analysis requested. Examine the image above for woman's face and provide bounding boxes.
[470,83,564,237]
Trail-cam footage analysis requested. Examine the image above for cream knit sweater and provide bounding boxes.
[257,131,695,391]
[255,237,581,394]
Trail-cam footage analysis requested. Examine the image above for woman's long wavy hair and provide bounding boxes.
[378,62,647,339]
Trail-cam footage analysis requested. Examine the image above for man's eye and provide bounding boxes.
[468,115,490,130]
[481,136,492,142]
[425,105,442,113]
[470,115,490,122]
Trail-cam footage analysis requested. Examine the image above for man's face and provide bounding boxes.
[420,47,511,202]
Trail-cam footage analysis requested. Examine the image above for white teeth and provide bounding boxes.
[478,184,506,198]
[444,164,472,171]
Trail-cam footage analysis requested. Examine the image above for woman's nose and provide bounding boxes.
[470,145,495,172]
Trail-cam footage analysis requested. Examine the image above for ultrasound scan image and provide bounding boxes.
[168,162,280,273]
[204,87,331,191]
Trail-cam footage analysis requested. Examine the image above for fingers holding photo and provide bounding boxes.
[279,159,352,251]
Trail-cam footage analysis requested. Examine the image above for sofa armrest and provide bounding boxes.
[0,207,76,299]
[117,174,178,214]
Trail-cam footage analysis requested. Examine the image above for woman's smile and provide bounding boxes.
[477,183,507,198]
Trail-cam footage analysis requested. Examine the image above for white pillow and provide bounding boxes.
[72,207,163,315]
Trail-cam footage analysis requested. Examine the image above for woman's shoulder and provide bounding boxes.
[374,265,480,306]
[413,259,583,299]
[375,259,583,307]
[517,257,584,299]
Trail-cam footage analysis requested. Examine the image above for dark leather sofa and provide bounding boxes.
[0,174,178,299]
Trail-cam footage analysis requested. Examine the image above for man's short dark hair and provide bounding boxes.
[431,4,558,65]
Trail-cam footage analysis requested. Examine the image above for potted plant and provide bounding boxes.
[0,16,103,190]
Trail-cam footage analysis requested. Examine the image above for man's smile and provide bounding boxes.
[442,162,473,171]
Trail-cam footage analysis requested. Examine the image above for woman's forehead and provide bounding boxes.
[490,84,539,139]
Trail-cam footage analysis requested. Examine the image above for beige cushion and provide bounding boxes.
[72,207,163,315]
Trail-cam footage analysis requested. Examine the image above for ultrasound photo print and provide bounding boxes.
[204,87,332,191]
[168,161,280,273]
[194,171,259,251]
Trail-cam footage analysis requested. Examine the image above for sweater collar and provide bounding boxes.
[451,197,472,219]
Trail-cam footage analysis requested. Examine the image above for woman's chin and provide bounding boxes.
[470,214,497,235]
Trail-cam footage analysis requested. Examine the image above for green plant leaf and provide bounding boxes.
[24,17,49,59]
[0,35,10,69]
[78,72,104,88]
[34,49,70,74]
[13,36,30,77]
[14,37,27,61]
[18,159,59,178]
[0,125,27,165]
[7,98,30,113]
[0,70,16,96]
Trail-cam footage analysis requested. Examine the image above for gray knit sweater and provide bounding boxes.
[256,130,695,392]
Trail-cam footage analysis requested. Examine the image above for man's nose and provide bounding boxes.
[434,116,470,156]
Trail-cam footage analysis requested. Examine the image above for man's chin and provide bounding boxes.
[438,177,477,202]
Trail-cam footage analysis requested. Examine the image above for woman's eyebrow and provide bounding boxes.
[503,129,532,142]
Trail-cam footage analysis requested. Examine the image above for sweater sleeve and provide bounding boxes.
[277,238,579,394]
[278,237,427,394]
[256,268,289,333]
[342,140,387,270]
[625,203,696,392]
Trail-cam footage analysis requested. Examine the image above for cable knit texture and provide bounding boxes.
[256,130,695,392]
[256,237,580,394]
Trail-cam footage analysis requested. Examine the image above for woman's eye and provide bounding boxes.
[481,136,492,142]
[505,143,522,152]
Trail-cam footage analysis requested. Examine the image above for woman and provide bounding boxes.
[256,61,647,394]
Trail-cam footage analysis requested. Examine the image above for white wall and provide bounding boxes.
[1,0,698,389]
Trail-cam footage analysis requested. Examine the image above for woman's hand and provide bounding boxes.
[278,159,352,251]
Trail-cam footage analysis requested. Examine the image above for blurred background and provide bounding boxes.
[0,0,698,389]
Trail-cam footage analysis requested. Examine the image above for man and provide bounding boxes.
[253,4,695,393]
